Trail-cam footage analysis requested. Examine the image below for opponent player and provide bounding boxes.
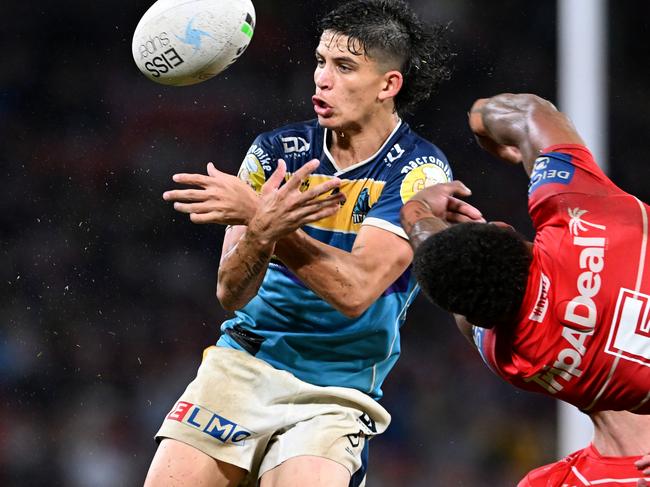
[145,1,457,486]
[518,410,650,486]
[399,93,650,415]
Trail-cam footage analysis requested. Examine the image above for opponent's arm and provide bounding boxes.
[469,93,584,175]
[399,181,484,252]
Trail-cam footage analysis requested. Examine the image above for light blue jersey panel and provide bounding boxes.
[217,119,452,399]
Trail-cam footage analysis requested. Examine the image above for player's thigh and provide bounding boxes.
[144,438,246,487]
[259,455,350,487]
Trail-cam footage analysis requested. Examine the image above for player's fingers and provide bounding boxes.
[284,159,320,190]
[301,192,346,208]
[637,479,648,487]
[188,212,225,225]
[447,180,473,198]
[448,197,483,220]
[172,173,213,187]
[297,202,342,223]
[163,189,206,202]
[635,455,650,472]
[262,159,287,195]
[173,201,214,214]
[301,178,341,200]
[206,162,222,177]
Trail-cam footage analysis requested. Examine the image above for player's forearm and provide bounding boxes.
[476,93,558,166]
[274,231,380,318]
[216,230,275,311]
[400,200,449,251]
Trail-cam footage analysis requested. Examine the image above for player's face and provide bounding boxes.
[313,31,391,130]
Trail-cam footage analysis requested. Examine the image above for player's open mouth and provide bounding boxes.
[312,96,334,117]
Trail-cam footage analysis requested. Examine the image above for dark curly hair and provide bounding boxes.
[413,223,533,327]
[318,0,453,114]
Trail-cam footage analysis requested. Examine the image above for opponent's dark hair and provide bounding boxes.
[318,0,453,114]
[413,223,532,327]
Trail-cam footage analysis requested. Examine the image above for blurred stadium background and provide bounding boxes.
[3,0,650,485]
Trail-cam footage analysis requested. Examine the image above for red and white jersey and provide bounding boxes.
[518,444,646,487]
[474,144,650,412]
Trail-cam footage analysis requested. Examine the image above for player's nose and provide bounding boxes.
[314,65,333,90]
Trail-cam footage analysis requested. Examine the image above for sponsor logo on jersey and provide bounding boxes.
[399,159,450,203]
[528,155,575,195]
[352,188,370,223]
[167,401,252,445]
[529,273,551,323]
[238,153,266,192]
[526,208,606,394]
[605,288,650,367]
[383,143,405,165]
[563,207,607,332]
[281,136,310,155]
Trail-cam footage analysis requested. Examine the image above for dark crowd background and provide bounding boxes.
[3,0,650,485]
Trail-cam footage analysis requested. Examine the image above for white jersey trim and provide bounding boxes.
[361,217,408,240]
[323,119,403,175]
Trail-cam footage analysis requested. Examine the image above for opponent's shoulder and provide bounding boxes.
[517,449,584,487]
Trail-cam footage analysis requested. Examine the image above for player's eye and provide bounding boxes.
[338,64,351,73]
[315,57,325,67]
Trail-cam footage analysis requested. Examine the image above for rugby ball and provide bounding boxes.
[132,0,256,86]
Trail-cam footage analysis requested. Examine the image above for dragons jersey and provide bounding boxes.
[518,444,646,487]
[217,119,452,399]
[474,144,650,412]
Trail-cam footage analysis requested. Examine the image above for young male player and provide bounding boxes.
[400,93,650,414]
[145,1,455,486]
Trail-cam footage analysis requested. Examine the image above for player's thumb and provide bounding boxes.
[206,162,221,177]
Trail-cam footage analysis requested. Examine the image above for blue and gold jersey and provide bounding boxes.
[217,119,452,399]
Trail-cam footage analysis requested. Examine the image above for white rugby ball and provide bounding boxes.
[132,0,256,86]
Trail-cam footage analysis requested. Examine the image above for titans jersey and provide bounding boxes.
[217,119,452,399]
[474,145,650,412]
[518,444,646,487]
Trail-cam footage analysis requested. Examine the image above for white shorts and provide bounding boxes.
[155,346,391,486]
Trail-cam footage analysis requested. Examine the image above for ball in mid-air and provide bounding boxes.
[132,0,256,86]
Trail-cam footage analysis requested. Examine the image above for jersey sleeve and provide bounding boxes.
[528,144,619,223]
[362,150,452,239]
[237,133,282,194]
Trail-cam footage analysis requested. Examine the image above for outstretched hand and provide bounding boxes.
[247,158,346,244]
[409,180,485,224]
[163,162,259,225]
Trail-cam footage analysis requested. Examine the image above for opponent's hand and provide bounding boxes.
[635,453,650,484]
[162,163,259,225]
[409,180,485,224]
[248,158,345,244]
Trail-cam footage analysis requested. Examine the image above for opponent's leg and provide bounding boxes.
[144,438,247,487]
[259,455,350,487]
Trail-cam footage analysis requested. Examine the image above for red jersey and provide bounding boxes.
[474,144,650,412]
[518,444,646,487]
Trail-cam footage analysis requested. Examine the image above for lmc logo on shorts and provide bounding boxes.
[167,401,252,445]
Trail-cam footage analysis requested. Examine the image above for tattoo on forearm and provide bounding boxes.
[226,243,272,300]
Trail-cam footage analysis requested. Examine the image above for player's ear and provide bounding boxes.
[378,70,403,102]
